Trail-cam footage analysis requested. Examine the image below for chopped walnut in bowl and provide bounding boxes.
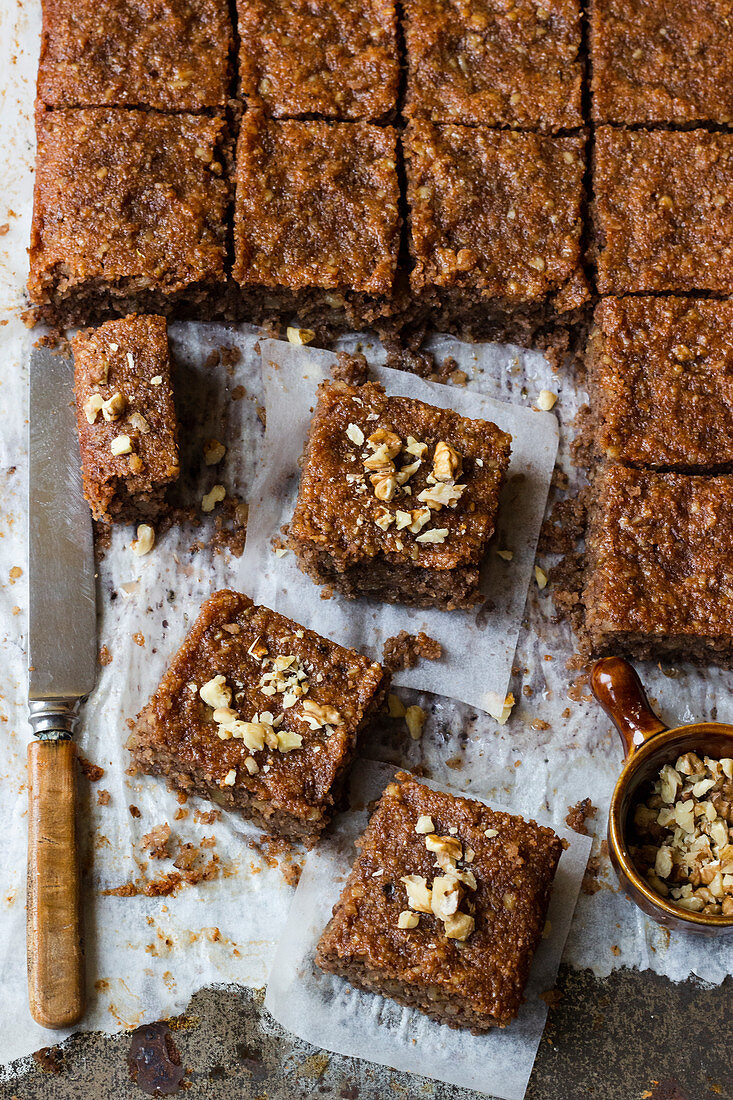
[630,754,733,917]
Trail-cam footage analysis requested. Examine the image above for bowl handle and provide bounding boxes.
[590,657,668,759]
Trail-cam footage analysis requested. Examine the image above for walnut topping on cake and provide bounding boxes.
[101,392,126,422]
[344,418,471,546]
[110,433,133,456]
[83,394,104,423]
[399,822,478,939]
[433,441,462,481]
[259,654,310,708]
[300,699,343,730]
[199,675,232,709]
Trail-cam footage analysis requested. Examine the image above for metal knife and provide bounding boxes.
[28,345,96,1029]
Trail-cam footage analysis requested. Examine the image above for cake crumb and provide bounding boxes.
[96,789,111,806]
[565,798,597,835]
[382,630,442,672]
[332,351,369,386]
[77,753,104,781]
[141,822,172,860]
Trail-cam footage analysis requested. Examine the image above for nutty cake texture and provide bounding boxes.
[590,0,733,126]
[128,590,388,846]
[403,122,589,344]
[237,0,399,121]
[28,108,229,327]
[581,465,733,667]
[588,297,733,473]
[404,0,583,131]
[232,113,401,332]
[316,773,563,1031]
[593,128,733,295]
[289,379,512,610]
[73,313,180,523]
[37,0,232,112]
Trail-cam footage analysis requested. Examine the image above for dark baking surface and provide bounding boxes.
[2,970,730,1098]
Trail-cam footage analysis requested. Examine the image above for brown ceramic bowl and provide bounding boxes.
[590,656,733,936]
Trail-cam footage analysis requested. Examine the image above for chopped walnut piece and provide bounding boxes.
[444,911,475,940]
[346,423,365,446]
[276,729,303,752]
[397,910,420,929]
[101,392,126,422]
[537,390,558,411]
[286,326,315,346]
[486,692,515,725]
[229,721,268,751]
[202,484,226,512]
[401,874,433,913]
[110,433,132,456]
[203,438,227,465]
[199,675,231,710]
[415,814,435,834]
[418,482,465,510]
[431,874,462,920]
[222,768,237,786]
[131,524,155,556]
[433,441,462,481]
[371,470,398,501]
[425,834,463,862]
[416,528,449,544]
[128,411,150,435]
[387,693,406,718]
[83,394,104,423]
[405,704,426,740]
[301,699,342,729]
[367,428,401,458]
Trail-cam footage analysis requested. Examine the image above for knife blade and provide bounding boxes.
[29,346,97,706]
[27,345,95,1029]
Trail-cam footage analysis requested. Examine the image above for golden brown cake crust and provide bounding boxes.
[583,465,733,661]
[404,122,588,307]
[37,0,233,111]
[73,313,180,522]
[316,773,563,1030]
[233,113,400,295]
[589,297,733,472]
[404,0,583,130]
[237,0,399,121]
[128,590,388,844]
[593,128,733,295]
[590,0,733,126]
[29,108,229,314]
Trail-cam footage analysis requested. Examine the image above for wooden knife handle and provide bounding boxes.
[27,739,85,1029]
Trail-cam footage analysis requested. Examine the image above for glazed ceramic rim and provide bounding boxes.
[609,722,733,929]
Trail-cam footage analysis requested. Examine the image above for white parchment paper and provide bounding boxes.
[1,0,732,1081]
[265,761,592,1100]
[237,338,558,713]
